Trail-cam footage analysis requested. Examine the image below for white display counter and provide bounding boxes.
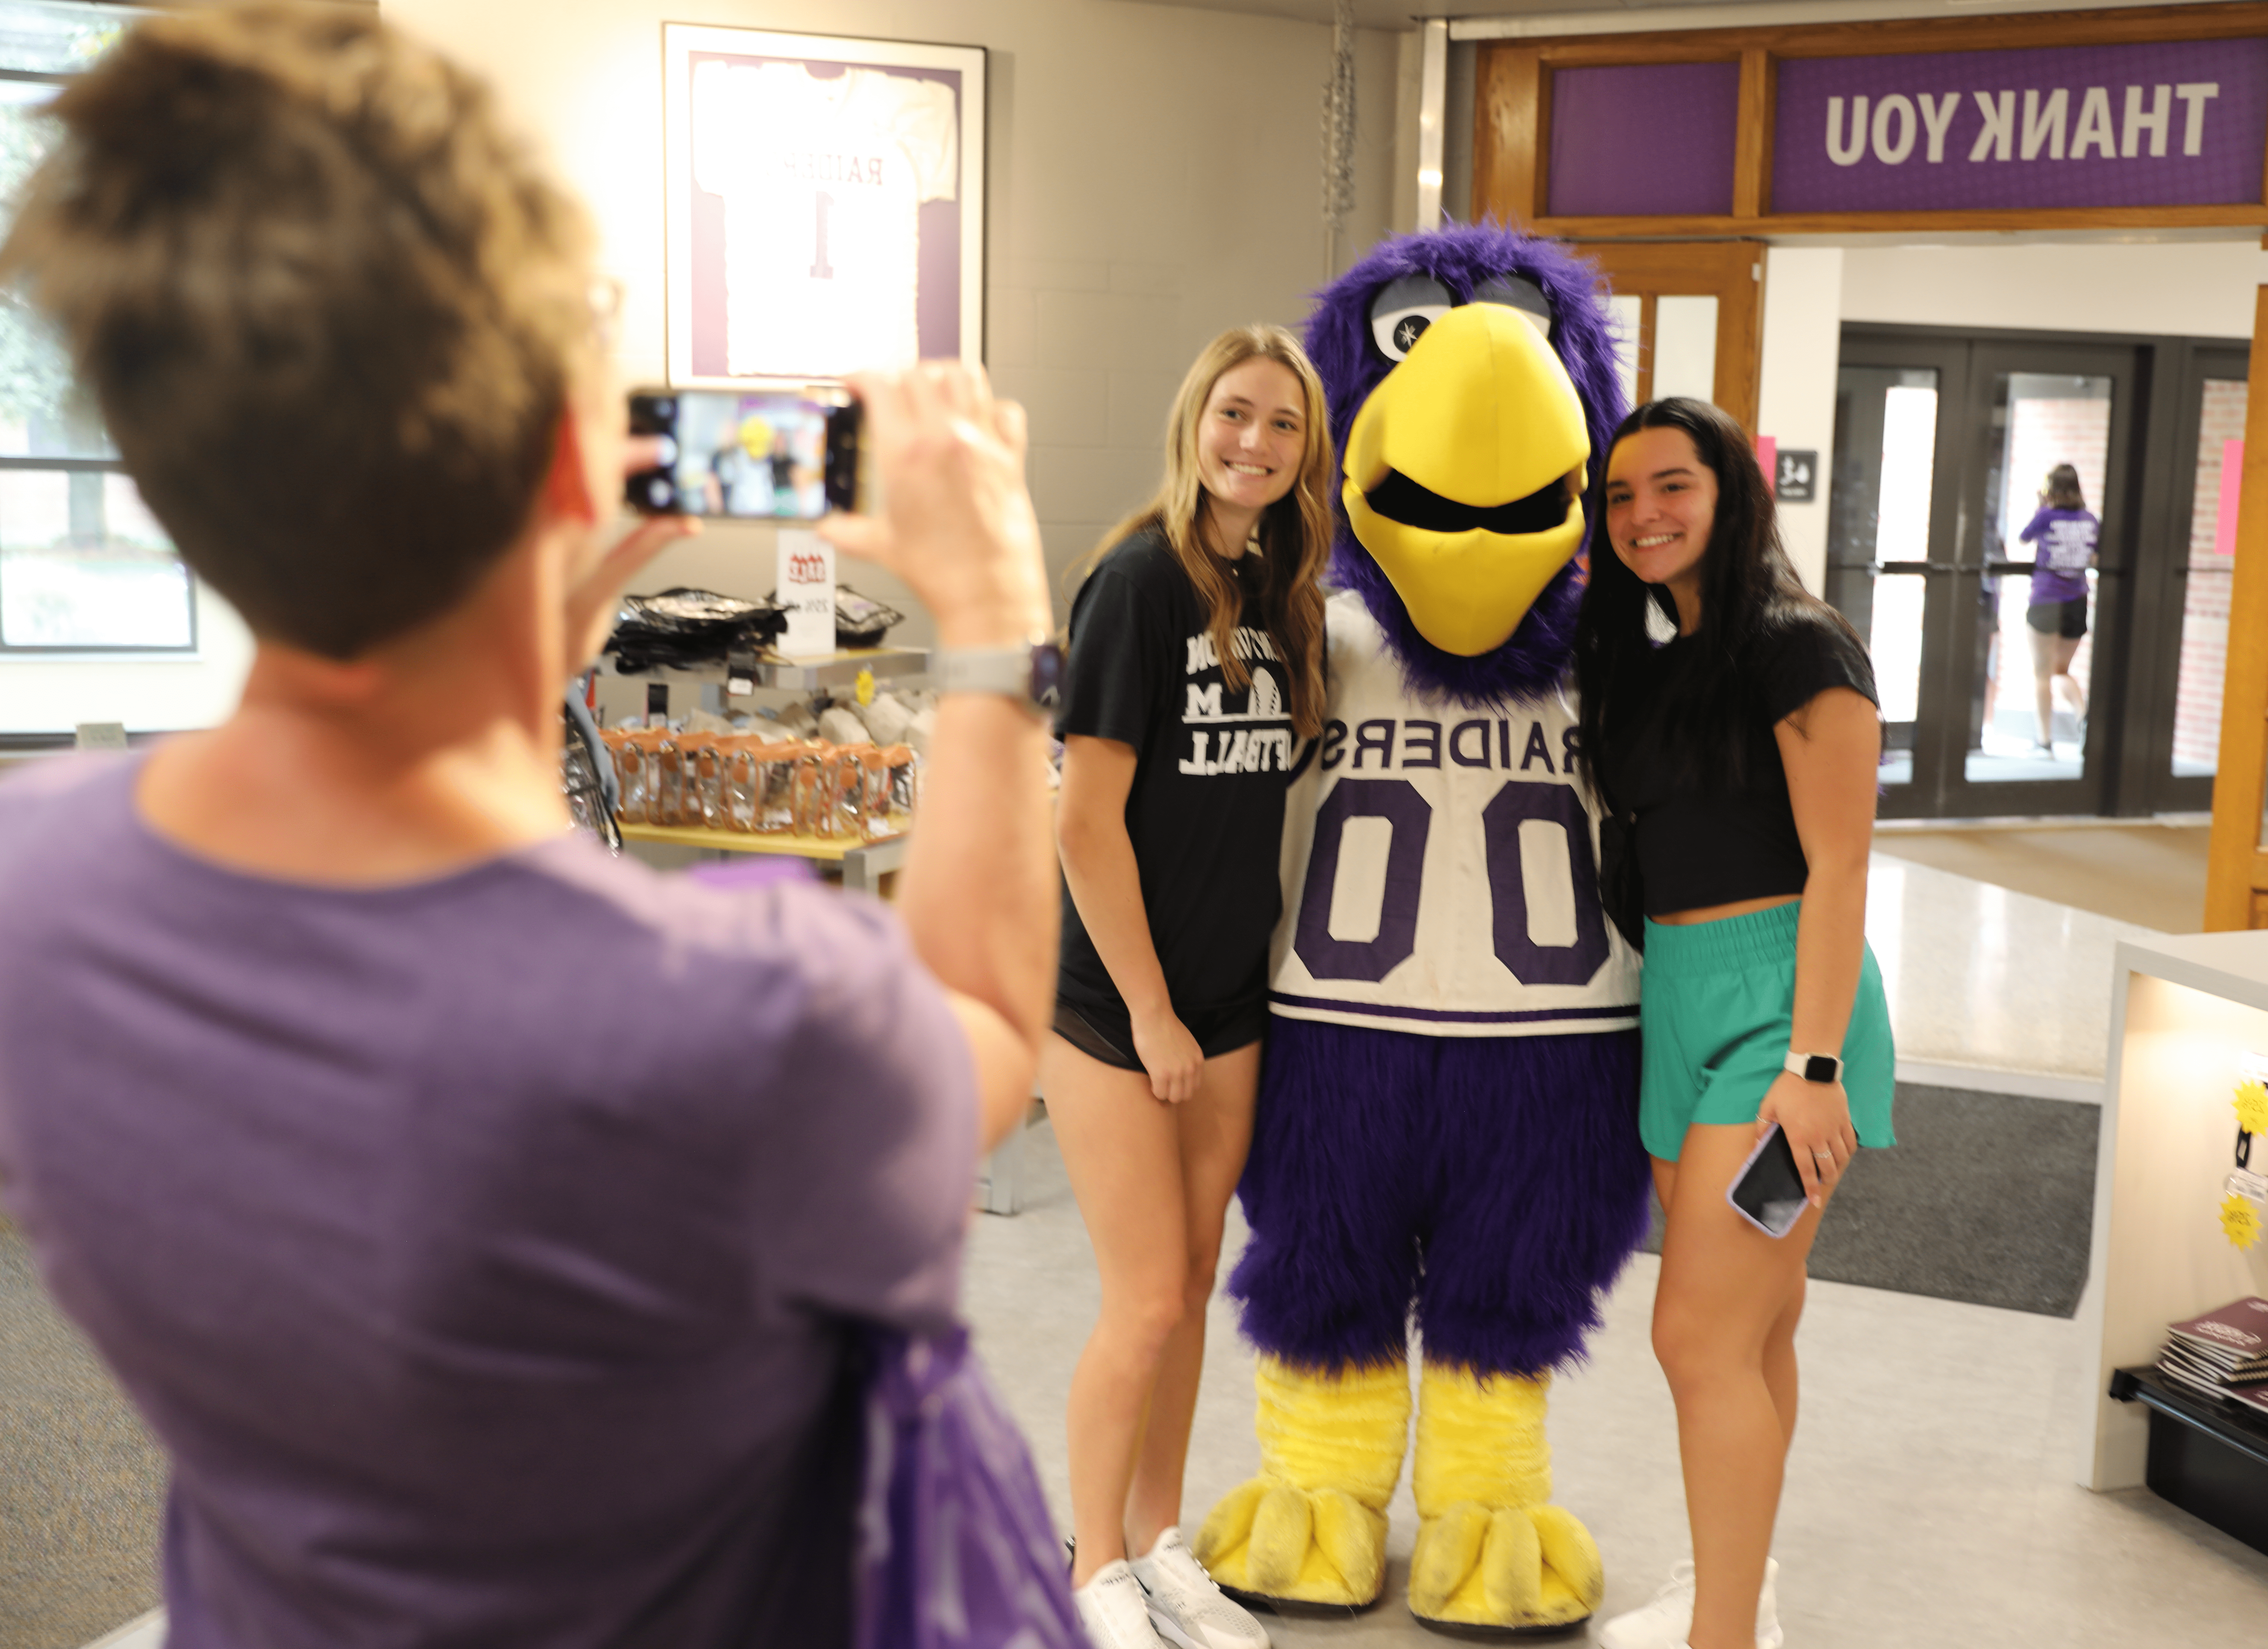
[2079,931,2268,1505]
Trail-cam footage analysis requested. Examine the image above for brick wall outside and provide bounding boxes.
[2172,377,2248,772]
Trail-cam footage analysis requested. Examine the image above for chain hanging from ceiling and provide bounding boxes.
[1321,0,1357,259]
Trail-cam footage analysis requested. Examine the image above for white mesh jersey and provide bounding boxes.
[1269,593,1640,1037]
[693,61,959,378]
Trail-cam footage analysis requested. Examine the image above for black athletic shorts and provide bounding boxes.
[1050,996,1270,1073]
[2025,597,2087,639]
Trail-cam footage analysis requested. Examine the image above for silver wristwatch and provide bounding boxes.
[933,639,1064,718]
[1783,1051,1844,1084]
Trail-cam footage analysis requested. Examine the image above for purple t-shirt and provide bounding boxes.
[0,755,975,1648]
[2018,506,2098,605]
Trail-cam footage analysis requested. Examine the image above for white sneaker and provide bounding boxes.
[1130,1527,1269,1649]
[1074,1558,1173,1649]
[1598,1558,1782,1649]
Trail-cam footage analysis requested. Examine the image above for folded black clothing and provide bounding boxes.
[606,588,788,672]
[833,585,905,649]
[763,583,908,650]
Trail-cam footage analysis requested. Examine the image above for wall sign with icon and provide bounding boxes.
[1775,448,1819,503]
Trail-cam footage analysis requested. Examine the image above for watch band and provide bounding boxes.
[1784,1051,1843,1084]
[933,641,1063,717]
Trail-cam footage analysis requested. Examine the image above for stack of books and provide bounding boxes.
[2157,1296,2268,1416]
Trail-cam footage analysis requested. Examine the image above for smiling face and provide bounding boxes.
[1605,425,1718,618]
[1195,356,1307,523]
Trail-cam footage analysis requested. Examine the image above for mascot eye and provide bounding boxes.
[1469,275,1554,339]
[1369,274,1452,363]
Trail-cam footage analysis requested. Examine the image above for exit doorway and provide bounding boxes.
[1825,321,2242,820]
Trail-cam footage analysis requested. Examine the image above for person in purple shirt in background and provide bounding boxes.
[2015,463,2099,755]
[0,7,1059,1647]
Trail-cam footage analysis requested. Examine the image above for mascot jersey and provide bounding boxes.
[1271,591,1638,1039]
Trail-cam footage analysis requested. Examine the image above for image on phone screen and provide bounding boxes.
[627,391,852,520]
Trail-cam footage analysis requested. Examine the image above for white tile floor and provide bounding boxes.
[959,850,2268,1647]
[966,1131,2268,1649]
[87,851,2266,1647]
[1866,851,2153,1086]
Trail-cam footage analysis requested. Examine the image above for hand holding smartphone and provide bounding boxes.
[625,389,862,520]
[1726,1124,1810,1239]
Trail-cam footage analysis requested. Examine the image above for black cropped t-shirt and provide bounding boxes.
[1599,611,1878,918]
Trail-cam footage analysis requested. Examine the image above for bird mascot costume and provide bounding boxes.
[1192,225,1650,1636]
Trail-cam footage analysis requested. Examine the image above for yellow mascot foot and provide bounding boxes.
[1407,1364,1604,1636]
[1191,1356,1411,1609]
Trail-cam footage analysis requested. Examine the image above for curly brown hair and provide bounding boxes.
[0,3,594,658]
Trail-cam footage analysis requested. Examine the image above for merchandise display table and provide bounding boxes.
[618,823,908,894]
[2081,931,2268,1554]
[606,647,1040,1214]
[600,645,929,710]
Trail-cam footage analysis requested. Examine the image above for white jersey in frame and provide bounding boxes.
[1269,593,1640,1038]
[693,60,958,379]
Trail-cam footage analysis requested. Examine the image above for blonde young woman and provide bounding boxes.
[1048,326,1332,1649]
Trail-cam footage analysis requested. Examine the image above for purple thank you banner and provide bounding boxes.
[1772,41,2268,213]
[1550,62,1740,216]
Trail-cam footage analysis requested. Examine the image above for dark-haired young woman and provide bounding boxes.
[1046,325,1333,1649]
[1574,399,1896,1649]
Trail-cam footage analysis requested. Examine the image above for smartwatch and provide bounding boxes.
[934,639,1064,719]
[1783,1051,1843,1084]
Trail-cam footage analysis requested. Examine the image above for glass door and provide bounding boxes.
[1829,330,2141,818]
[1955,353,2129,810]
[1825,349,1949,800]
[2127,347,2247,815]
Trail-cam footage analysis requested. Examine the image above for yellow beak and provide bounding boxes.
[1341,303,1591,657]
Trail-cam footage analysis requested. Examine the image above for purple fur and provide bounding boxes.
[1303,224,1630,710]
[1229,1016,1649,1378]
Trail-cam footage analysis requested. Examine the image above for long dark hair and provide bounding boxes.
[1574,398,1846,798]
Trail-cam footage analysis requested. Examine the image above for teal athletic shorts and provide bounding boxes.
[1638,900,1896,1162]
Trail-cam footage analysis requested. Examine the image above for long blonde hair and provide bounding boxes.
[1077,324,1333,737]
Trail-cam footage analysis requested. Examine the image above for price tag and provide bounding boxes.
[777,527,835,658]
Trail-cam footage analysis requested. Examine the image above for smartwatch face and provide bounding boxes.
[1802,1055,1839,1084]
[1029,642,1064,714]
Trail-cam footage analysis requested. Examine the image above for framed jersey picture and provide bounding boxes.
[662,24,986,388]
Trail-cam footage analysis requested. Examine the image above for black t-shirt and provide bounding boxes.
[1599,608,1878,917]
[1053,529,1299,1017]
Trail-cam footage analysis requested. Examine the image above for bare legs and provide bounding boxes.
[2028,625,2087,748]
[1650,1126,1831,1649]
[1046,1034,1260,1585]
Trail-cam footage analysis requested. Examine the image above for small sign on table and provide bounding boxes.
[777,527,836,657]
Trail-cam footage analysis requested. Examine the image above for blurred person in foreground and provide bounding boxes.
[0,6,1058,1647]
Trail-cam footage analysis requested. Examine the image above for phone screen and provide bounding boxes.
[626,390,857,520]
[1726,1124,1809,1239]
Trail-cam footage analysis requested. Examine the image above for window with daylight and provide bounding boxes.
[0,0,193,654]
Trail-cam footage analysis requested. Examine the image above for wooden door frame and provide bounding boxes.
[1573,240,1765,433]
[1474,2,2268,240]
[2204,287,2268,927]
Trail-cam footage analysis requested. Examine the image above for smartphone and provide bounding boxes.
[1726,1124,1809,1239]
[626,389,860,519]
